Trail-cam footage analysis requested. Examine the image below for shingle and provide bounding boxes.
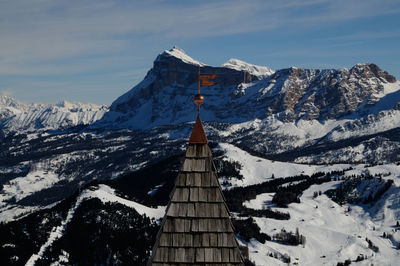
[185,173,194,186]
[193,173,202,186]
[213,248,222,262]
[184,247,195,263]
[171,188,189,202]
[198,188,207,201]
[168,247,176,262]
[185,144,209,158]
[153,247,168,262]
[210,173,220,186]
[176,173,186,186]
[163,218,191,233]
[229,248,242,262]
[201,233,209,247]
[209,233,217,246]
[182,159,206,172]
[187,203,195,217]
[204,248,213,262]
[221,248,230,262]
[166,203,178,217]
[193,234,201,246]
[194,159,206,172]
[191,219,199,232]
[178,203,188,217]
[189,187,199,201]
[159,233,171,246]
[198,219,208,232]
[185,145,197,158]
[195,248,205,262]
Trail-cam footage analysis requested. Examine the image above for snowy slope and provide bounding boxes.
[0,165,64,222]
[244,181,400,266]
[222,58,274,78]
[217,143,350,187]
[163,46,206,66]
[219,143,400,187]
[83,184,165,219]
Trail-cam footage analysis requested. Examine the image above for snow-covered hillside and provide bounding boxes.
[0,95,108,135]
[245,181,400,265]
[218,144,400,265]
[25,184,164,266]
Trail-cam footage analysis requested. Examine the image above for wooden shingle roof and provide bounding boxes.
[148,133,245,265]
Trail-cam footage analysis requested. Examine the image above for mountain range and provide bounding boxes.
[0,46,399,265]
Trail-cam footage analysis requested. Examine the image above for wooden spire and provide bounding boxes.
[148,144,245,265]
[148,68,244,265]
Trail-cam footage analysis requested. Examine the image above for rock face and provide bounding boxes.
[257,63,398,121]
[98,47,399,130]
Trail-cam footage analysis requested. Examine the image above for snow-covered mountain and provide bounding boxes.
[90,46,400,164]
[0,96,108,135]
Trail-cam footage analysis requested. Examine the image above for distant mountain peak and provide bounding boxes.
[0,95,22,109]
[222,58,274,77]
[159,46,206,66]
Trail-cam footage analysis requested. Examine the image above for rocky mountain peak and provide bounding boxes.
[107,48,261,125]
[350,63,396,83]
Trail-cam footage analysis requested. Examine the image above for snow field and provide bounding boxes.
[220,141,400,265]
[243,182,400,265]
[81,184,165,219]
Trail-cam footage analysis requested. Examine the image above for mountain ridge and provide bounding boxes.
[0,95,108,136]
[94,47,399,131]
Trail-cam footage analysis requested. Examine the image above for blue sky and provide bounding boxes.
[0,0,399,105]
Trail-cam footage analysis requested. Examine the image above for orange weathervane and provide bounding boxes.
[189,67,217,144]
[194,66,217,114]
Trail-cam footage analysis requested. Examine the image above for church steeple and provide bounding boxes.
[147,67,244,265]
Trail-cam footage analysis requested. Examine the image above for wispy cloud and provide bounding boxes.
[1,0,399,68]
